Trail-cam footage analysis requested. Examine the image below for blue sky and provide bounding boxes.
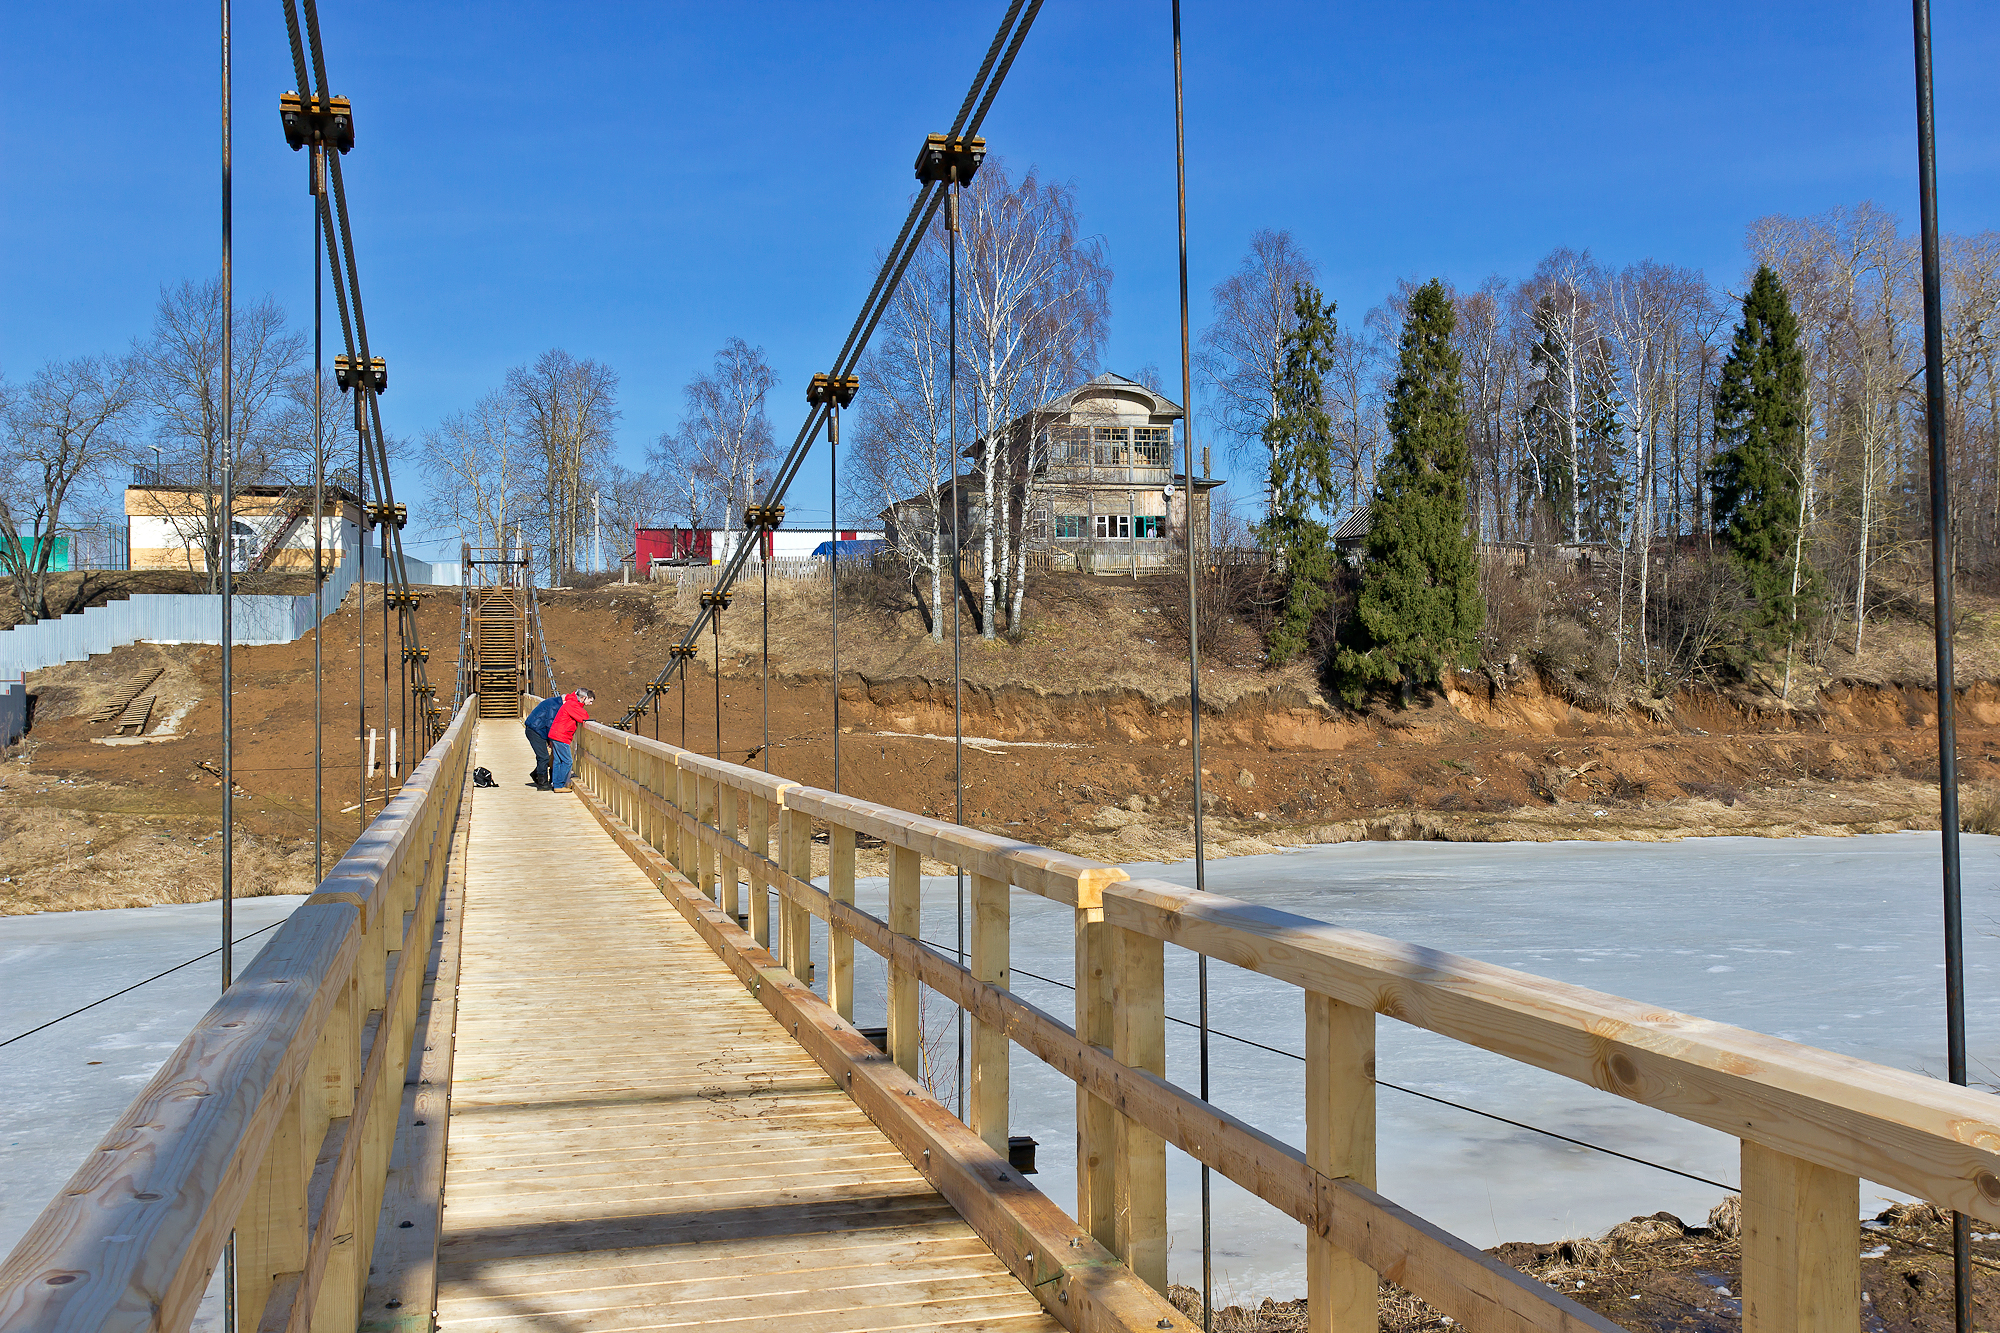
[5,2,1998,559]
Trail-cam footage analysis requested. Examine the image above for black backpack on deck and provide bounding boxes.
[472,767,498,788]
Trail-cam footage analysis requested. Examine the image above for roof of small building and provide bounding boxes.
[1029,371,1184,422]
[1331,504,1373,543]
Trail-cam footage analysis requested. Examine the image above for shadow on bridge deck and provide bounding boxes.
[434,723,1063,1332]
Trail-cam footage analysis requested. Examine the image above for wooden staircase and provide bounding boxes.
[472,588,526,718]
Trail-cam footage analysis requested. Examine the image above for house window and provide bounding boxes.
[1133,427,1171,468]
[1093,426,1129,466]
[1051,427,1091,466]
[1055,514,1085,540]
[1094,514,1130,540]
[1134,515,1163,539]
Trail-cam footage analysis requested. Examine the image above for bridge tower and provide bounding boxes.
[464,543,530,718]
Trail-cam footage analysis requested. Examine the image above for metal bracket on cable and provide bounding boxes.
[805,373,859,410]
[913,133,985,185]
[745,503,786,530]
[333,353,387,394]
[366,501,407,530]
[278,91,354,153]
[669,645,700,662]
[698,590,732,612]
[402,647,429,664]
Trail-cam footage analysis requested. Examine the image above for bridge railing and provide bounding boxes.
[573,722,2000,1333]
[0,699,478,1333]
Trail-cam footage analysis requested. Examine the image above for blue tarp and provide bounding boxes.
[809,539,887,559]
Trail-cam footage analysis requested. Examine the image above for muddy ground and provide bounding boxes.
[5,572,1999,913]
[1167,1200,1997,1333]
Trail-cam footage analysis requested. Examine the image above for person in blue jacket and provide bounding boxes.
[524,693,562,789]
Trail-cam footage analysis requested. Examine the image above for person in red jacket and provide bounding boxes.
[545,688,594,792]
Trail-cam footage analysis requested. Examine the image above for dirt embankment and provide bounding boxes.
[5,573,1997,912]
[1170,1199,1995,1333]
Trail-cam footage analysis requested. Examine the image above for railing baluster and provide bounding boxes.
[1076,902,1115,1248]
[749,793,771,948]
[1741,1141,1860,1333]
[887,844,921,1078]
[1110,924,1167,1293]
[676,762,696,878]
[779,803,813,980]
[233,1080,308,1324]
[969,872,1008,1153]
[829,823,856,1020]
[695,775,717,902]
[718,783,741,922]
[1306,992,1377,1333]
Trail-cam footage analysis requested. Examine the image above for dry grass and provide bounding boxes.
[1961,784,2000,835]
[0,773,319,915]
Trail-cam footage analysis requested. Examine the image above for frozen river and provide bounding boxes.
[3,834,1994,1302]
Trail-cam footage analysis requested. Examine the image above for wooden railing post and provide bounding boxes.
[829,823,856,1020]
[1111,923,1168,1293]
[749,794,771,948]
[886,844,921,1078]
[719,784,741,921]
[676,762,696,877]
[695,775,717,902]
[1741,1141,1860,1333]
[233,1080,308,1323]
[778,804,813,981]
[1076,904,1115,1248]
[969,872,1009,1153]
[1307,992,1377,1333]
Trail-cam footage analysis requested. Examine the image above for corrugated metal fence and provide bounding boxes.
[0,545,460,688]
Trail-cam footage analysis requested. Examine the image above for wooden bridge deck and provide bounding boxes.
[437,722,1064,1333]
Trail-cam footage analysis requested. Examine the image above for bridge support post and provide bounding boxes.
[1741,1141,1859,1333]
[969,872,1009,1153]
[1306,992,1377,1333]
[750,795,772,948]
[1076,904,1115,1249]
[887,843,922,1078]
[829,823,856,1020]
[1112,924,1168,1293]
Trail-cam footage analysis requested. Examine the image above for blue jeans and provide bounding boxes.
[525,726,552,786]
[551,740,574,789]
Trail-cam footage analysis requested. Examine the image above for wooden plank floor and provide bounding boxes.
[436,722,1064,1333]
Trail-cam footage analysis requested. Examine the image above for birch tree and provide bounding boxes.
[507,349,620,582]
[852,231,957,637]
[649,338,777,562]
[420,389,527,553]
[958,162,1109,637]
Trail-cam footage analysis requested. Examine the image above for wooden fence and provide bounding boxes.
[0,700,478,1333]
[571,721,2000,1333]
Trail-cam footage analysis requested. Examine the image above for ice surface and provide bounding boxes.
[0,893,307,1327]
[5,832,1995,1306]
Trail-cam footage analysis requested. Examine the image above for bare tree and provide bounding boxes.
[420,389,527,554]
[852,231,957,638]
[959,161,1110,637]
[0,356,140,621]
[136,278,308,590]
[648,338,777,561]
[507,349,620,582]
[1197,229,1319,519]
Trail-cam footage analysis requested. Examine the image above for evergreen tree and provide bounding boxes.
[1334,280,1484,702]
[1256,282,1340,665]
[1709,264,1815,662]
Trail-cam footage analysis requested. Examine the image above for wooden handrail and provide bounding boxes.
[572,719,2000,1333]
[0,700,479,1333]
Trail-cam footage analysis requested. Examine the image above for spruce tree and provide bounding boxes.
[1257,282,1339,665]
[1709,264,1814,661]
[1334,279,1484,703]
